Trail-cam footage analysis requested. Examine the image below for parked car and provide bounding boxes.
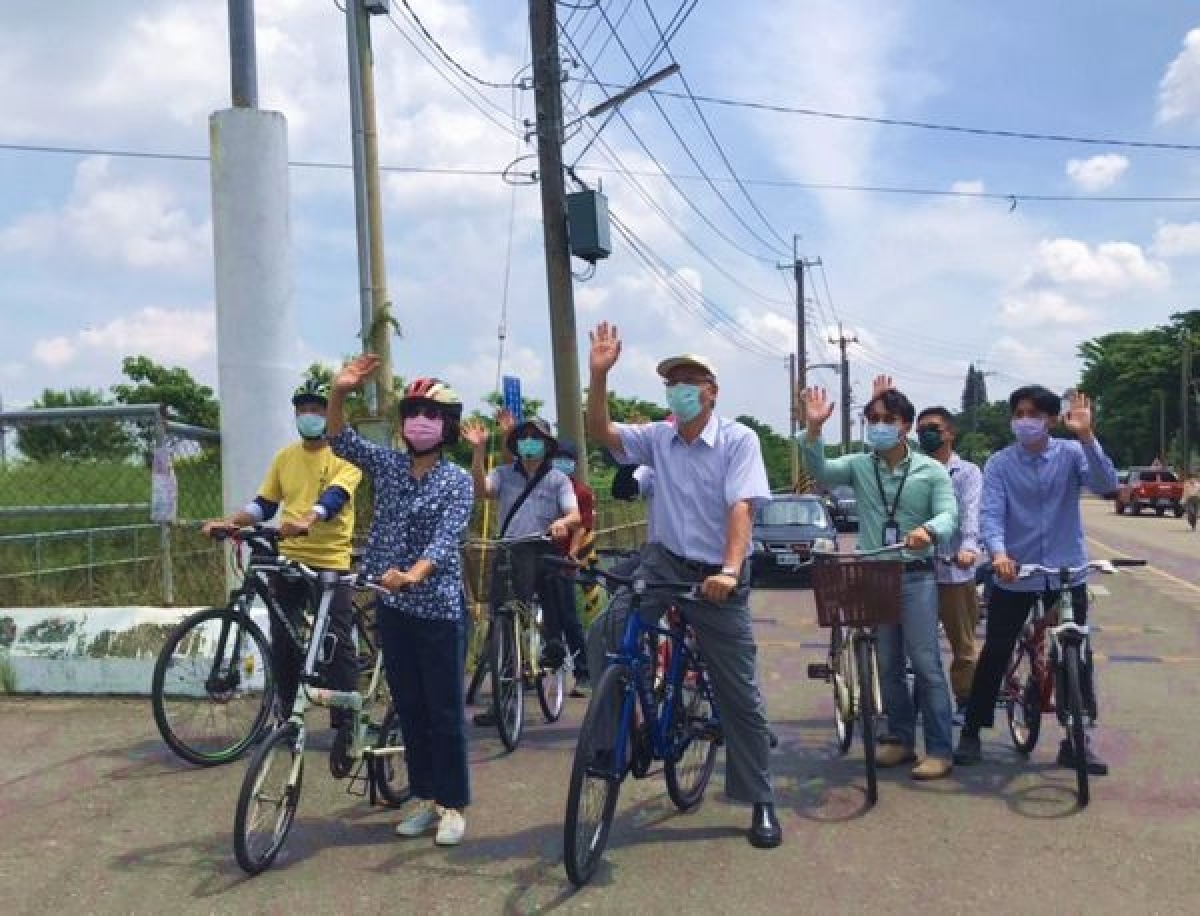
[1115,467,1184,517]
[751,495,837,583]
[825,485,859,532]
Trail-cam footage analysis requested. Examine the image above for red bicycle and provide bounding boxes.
[1002,558,1144,763]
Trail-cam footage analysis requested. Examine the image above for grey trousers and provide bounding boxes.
[583,542,774,805]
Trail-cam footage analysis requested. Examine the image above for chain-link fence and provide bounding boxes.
[0,405,224,607]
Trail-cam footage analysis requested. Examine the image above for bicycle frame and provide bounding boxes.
[607,598,716,778]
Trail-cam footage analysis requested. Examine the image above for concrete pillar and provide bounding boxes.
[209,108,298,516]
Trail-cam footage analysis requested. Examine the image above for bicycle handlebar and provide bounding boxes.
[542,555,700,598]
[1016,558,1146,579]
[463,533,555,549]
[811,543,907,560]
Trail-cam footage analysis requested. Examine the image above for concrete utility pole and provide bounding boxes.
[829,323,858,453]
[787,354,797,483]
[529,0,587,476]
[345,0,396,425]
[778,241,820,485]
[211,0,297,529]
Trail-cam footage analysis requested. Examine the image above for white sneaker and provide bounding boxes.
[435,807,466,846]
[395,800,438,837]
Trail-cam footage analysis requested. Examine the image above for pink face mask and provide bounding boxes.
[403,415,444,452]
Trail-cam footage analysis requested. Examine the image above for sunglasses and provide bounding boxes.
[400,403,441,420]
[918,423,947,434]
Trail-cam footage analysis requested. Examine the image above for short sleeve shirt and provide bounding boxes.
[487,462,578,538]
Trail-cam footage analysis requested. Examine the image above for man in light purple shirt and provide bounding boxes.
[586,321,781,850]
[955,385,1118,774]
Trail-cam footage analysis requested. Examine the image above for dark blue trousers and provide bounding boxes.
[378,610,470,809]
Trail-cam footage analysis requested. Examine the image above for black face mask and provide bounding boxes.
[917,427,945,454]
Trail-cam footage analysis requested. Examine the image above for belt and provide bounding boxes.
[903,558,933,572]
[663,547,723,578]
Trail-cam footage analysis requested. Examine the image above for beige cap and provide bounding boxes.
[656,353,717,380]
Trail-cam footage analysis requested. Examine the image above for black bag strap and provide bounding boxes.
[499,461,554,538]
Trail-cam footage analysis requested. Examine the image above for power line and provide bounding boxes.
[577,81,1200,152]
[381,9,519,136]
[396,0,514,89]
[0,141,521,177]
[641,0,790,252]
[584,4,789,257]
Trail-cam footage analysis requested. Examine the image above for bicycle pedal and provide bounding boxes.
[807,663,830,681]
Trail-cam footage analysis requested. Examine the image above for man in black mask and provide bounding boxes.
[915,405,983,723]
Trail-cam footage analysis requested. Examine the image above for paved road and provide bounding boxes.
[3,499,1199,914]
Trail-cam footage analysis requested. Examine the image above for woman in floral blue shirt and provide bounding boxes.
[328,355,475,847]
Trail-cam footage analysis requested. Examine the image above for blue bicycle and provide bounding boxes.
[554,559,721,887]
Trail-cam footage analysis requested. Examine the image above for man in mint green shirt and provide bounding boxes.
[800,384,959,778]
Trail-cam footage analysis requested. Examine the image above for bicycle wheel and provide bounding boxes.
[489,606,524,751]
[1004,644,1042,755]
[1063,644,1090,806]
[233,722,304,875]
[831,626,855,755]
[371,706,412,808]
[152,606,275,766]
[664,663,719,811]
[564,663,628,888]
[857,639,879,806]
[536,605,567,723]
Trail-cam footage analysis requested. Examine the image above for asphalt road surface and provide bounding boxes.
[2,499,1198,914]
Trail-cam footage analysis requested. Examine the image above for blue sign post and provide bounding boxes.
[502,375,523,424]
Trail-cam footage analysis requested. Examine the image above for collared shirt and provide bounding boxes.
[615,416,771,565]
[981,437,1118,593]
[330,428,474,621]
[487,461,577,538]
[936,453,983,585]
[799,436,958,559]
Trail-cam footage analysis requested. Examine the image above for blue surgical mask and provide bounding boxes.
[866,422,901,452]
[296,414,326,440]
[665,384,704,423]
[553,458,576,476]
[516,437,546,460]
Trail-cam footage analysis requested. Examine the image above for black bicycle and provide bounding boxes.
[150,526,380,767]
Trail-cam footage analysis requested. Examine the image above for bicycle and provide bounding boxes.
[151,526,379,766]
[558,560,720,888]
[232,567,408,874]
[806,545,905,806]
[466,534,570,752]
[1000,558,1144,806]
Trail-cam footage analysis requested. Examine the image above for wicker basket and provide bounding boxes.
[811,556,904,627]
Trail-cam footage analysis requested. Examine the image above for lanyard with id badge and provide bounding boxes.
[873,458,911,548]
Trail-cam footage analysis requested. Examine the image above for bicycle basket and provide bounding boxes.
[811,556,903,627]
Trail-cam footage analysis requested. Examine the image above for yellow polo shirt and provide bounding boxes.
[258,442,362,570]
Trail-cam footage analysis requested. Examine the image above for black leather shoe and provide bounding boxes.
[472,710,496,727]
[1057,738,1108,775]
[747,803,782,849]
[953,730,982,765]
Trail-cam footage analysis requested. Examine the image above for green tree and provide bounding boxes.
[111,356,219,429]
[735,415,792,491]
[16,388,136,462]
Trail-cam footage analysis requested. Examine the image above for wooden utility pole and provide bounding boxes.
[529,0,587,475]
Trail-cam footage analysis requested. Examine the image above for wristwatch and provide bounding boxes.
[921,524,938,544]
[720,565,740,579]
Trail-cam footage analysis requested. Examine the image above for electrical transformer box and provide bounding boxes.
[566,189,611,263]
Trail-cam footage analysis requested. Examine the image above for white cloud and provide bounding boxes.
[31,307,215,370]
[0,156,210,270]
[950,180,986,195]
[997,290,1092,328]
[1152,221,1200,258]
[32,337,77,369]
[1029,238,1169,296]
[1158,28,1200,124]
[1065,154,1129,192]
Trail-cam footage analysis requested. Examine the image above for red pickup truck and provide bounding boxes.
[1115,467,1184,517]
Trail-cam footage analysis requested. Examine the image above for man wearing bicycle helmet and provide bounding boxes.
[328,357,475,847]
[201,377,363,731]
[955,386,1118,774]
